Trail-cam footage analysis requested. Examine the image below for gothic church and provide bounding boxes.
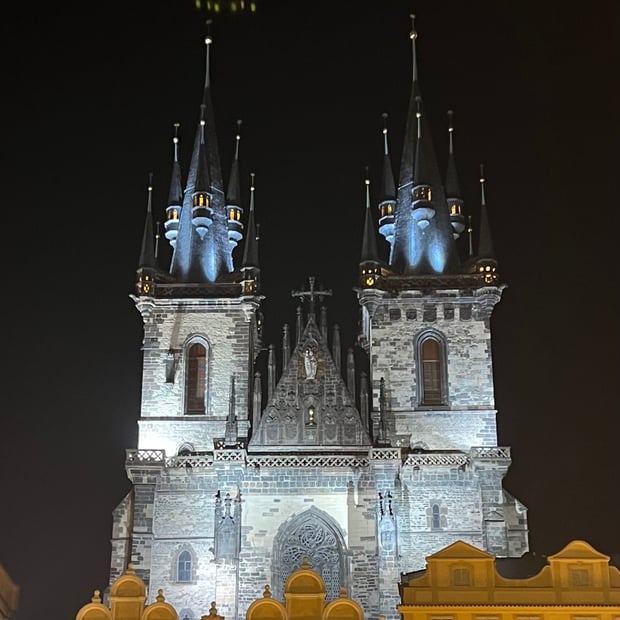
[115,18,529,620]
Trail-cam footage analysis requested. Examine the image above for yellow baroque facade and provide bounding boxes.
[399,540,620,620]
[76,559,364,620]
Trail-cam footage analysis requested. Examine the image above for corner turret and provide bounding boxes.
[241,173,260,294]
[377,113,396,249]
[466,165,498,284]
[136,176,157,296]
[226,119,244,251]
[164,123,182,248]
[360,174,381,288]
[191,104,214,239]
[445,110,465,239]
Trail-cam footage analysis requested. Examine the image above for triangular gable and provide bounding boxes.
[548,540,610,562]
[249,316,371,451]
[428,540,494,560]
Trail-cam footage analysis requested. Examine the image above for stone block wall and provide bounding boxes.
[136,298,259,453]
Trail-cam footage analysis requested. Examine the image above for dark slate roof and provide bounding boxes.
[241,184,259,269]
[138,185,156,270]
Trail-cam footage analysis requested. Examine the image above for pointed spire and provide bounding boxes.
[477,164,496,258]
[242,173,260,269]
[332,324,341,373]
[296,305,303,345]
[361,174,380,264]
[445,110,465,239]
[282,323,291,370]
[240,173,260,294]
[379,113,396,204]
[410,14,418,83]
[163,122,182,252]
[139,174,156,270]
[378,377,388,445]
[346,347,356,403]
[227,120,244,252]
[268,344,276,401]
[251,371,262,436]
[203,22,213,97]
[360,371,369,433]
[227,120,242,206]
[320,306,328,340]
[360,172,381,287]
[467,215,474,257]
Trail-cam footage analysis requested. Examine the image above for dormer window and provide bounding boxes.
[167,208,179,221]
[450,203,461,216]
[193,192,210,208]
[413,185,432,201]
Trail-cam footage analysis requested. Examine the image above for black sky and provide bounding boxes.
[0,1,618,618]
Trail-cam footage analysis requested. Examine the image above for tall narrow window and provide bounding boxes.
[186,343,206,414]
[177,550,192,582]
[431,504,441,529]
[421,337,441,405]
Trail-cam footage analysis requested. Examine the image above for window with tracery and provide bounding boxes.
[186,342,207,414]
[274,512,344,601]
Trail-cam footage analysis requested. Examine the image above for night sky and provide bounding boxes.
[0,1,618,618]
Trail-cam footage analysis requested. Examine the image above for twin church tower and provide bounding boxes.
[120,17,529,620]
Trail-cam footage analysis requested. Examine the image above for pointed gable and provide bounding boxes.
[428,540,495,560]
[248,317,371,451]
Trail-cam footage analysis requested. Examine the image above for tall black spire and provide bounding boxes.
[390,15,460,275]
[360,173,381,288]
[139,174,156,270]
[136,175,157,296]
[226,120,244,252]
[164,123,183,249]
[241,173,260,294]
[378,113,396,251]
[445,110,465,239]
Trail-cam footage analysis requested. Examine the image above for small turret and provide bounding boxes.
[377,113,396,248]
[474,164,498,284]
[445,110,465,239]
[136,175,157,296]
[227,119,244,251]
[241,173,260,294]
[411,97,435,229]
[360,174,381,288]
[164,123,182,248]
[191,104,214,239]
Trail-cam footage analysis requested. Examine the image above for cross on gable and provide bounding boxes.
[291,276,332,315]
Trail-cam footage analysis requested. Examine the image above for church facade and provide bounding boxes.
[111,19,528,620]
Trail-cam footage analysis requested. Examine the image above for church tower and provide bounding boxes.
[110,18,528,620]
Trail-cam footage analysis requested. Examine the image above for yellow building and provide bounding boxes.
[76,559,363,620]
[0,563,18,620]
[399,540,620,620]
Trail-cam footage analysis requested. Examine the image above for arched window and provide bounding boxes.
[415,331,447,407]
[177,550,192,582]
[431,504,441,529]
[185,341,207,414]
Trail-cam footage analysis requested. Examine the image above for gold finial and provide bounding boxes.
[339,586,347,598]
[409,14,417,39]
[126,562,136,574]
[156,589,165,603]
[364,167,371,208]
[208,601,218,617]
[447,110,455,153]
[263,584,272,598]
[415,96,422,139]
[381,112,389,154]
[172,122,181,160]
[479,164,487,206]
[92,590,102,603]
[301,556,311,569]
